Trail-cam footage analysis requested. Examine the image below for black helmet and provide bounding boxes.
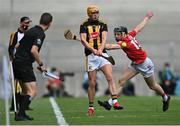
[114,26,128,34]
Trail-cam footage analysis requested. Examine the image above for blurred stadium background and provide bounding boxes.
[0,0,180,99]
[1,0,180,125]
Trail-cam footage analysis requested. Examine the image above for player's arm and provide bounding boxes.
[80,33,98,54]
[31,45,46,72]
[98,31,107,55]
[134,11,153,34]
[105,43,120,50]
[98,23,108,55]
[8,32,17,61]
[31,45,42,65]
[105,41,127,50]
[80,24,98,55]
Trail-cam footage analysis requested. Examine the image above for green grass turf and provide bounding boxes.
[0,98,57,125]
[0,96,180,125]
[57,96,180,125]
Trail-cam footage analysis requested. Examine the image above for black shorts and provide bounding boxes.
[12,61,36,83]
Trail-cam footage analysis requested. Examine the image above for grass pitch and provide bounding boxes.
[0,96,180,125]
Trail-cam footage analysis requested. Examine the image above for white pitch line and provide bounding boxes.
[49,97,68,126]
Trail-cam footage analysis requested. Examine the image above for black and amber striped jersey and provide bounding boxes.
[80,19,108,56]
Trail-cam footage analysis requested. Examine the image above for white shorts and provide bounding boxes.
[86,53,111,71]
[129,57,154,78]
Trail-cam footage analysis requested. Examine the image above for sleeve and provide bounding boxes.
[8,32,17,60]
[102,23,108,32]
[128,30,137,37]
[117,41,127,48]
[80,24,86,34]
[33,33,45,48]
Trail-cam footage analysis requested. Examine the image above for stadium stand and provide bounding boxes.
[0,0,180,97]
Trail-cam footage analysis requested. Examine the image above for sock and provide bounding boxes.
[10,97,14,110]
[111,94,118,105]
[18,95,26,116]
[162,94,168,101]
[89,102,94,108]
[113,99,118,104]
[16,93,21,110]
[108,98,113,106]
[18,95,32,116]
[24,95,32,109]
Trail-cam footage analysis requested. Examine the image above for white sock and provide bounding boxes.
[112,99,118,104]
[88,107,94,109]
[163,95,168,101]
[108,98,113,106]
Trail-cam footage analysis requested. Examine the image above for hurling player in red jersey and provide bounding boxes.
[98,11,170,112]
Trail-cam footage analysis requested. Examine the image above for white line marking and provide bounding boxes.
[49,97,68,126]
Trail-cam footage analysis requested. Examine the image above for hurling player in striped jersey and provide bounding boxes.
[98,11,170,112]
[80,5,123,116]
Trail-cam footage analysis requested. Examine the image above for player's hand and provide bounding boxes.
[92,49,98,55]
[97,49,103,56]
[37,65,47,72]
[37,63,47,72]
[146,11,153,19]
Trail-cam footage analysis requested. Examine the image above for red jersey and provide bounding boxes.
[118,30,147,64]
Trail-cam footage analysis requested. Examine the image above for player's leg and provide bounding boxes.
[137,57,170,111]
[14,65,36,121]
[116,67,138,95]
[15,80,23,111]
[16,81,36,121]
[85,54,101,116]
[18,80,33,110]
[144,75,170,111]
[13,62,35,120]
[25,81,37,109]
[87,70,97,116]
[144,75,165,96]
[100,64,123,110]
[98,66,138,110]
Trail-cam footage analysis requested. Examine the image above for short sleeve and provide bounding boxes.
[80,24,86,33]
[102,23,108,32]
[33,33,45,48]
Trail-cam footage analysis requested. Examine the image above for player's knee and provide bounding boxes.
[32,90,37,97]
[27,89,37,97]
[106,75,113,83]
[89,80,96,88]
